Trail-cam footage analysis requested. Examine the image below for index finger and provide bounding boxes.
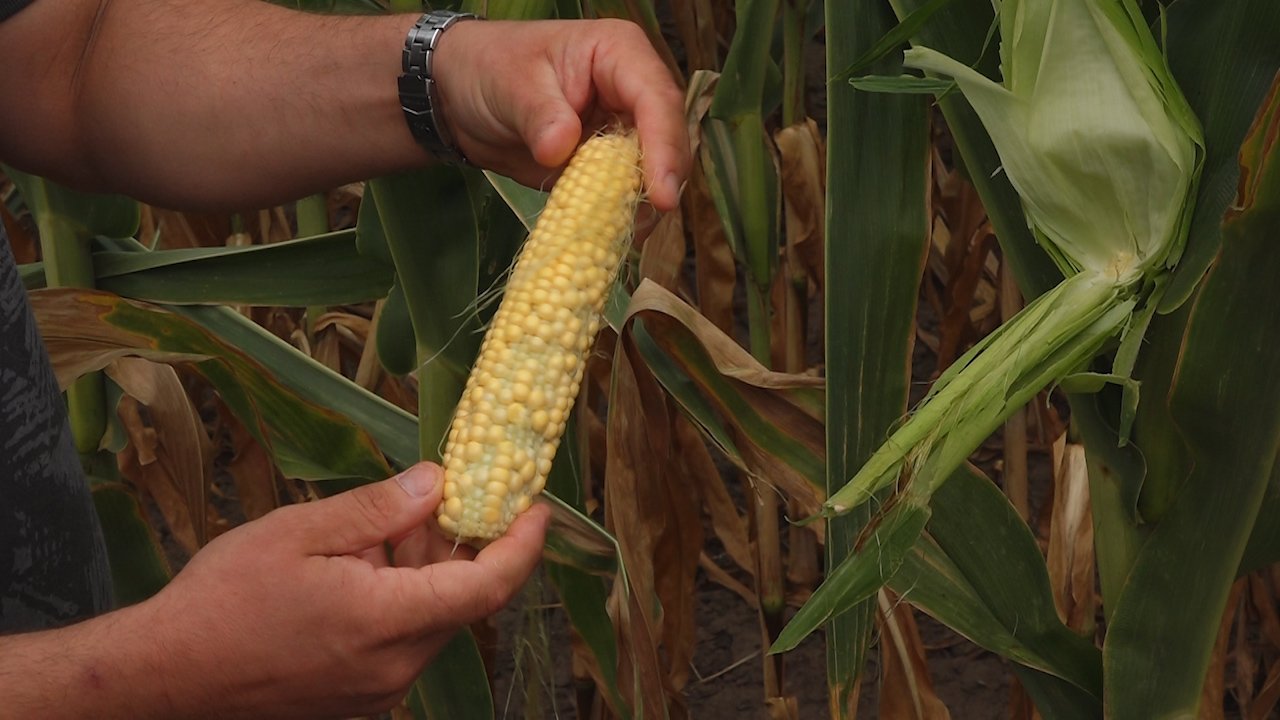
[391,503,552,632]
[592,22,689,212]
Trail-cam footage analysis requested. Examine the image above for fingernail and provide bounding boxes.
[395,465,439,498]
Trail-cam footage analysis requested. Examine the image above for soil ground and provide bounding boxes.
[489,564,1017,719]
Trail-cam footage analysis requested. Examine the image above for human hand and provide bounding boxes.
[131,463,549,719]
[433,18,690,212]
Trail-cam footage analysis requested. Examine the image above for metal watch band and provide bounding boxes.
[398,10,478,165]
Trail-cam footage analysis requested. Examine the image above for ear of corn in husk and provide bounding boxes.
[436,129,643,543]
[825,0,1204,515]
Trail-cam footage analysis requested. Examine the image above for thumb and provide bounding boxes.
[293,463,443,556]
[519,95,582,170]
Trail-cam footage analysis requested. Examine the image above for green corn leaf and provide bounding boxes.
[1104,74,1280,720]
[370,164,493,720]
[91,482,172,606]
[175,303,420,470]
[849,74,955,94]
[4,167,140,244]
[830,0,958,83]
[32,289,393,482]
[415,632,493,720]
[908,468,1102,702]
[22,233,394,307]
[772,500,931,653]
[1240,458,1280,575]
[1160,0,1280,306]
[92,232,391,306]
[823,0,932,708]
[356,191,417,376]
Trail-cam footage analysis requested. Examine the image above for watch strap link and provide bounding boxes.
[399,10,478,165]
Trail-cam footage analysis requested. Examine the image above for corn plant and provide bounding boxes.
[11,0,1280,718]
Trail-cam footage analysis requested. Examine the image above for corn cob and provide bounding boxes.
[436,129,643,542]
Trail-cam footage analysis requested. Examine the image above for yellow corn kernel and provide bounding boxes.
[436,129,643,542]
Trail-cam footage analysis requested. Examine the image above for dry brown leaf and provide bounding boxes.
[633,339,703,697]
[765,695,800,720]
[689,161,738,338]
[1046,440,1096,632]
[639,210,687,293]
[928,152,1001,367]
[312,326,343,373]
[607,575,669,720]
[108,357,209,548]
[218,400,279,521]
[677,416,754,575]
[683,72,737,336]
[115,399,199,554]
[625,281,826,527]
[1200,580,1245,720]
[604,334,696,719]
[316,310,371,336]
[772,121,824,374]
[1248,658,1280,720]
[775,119,826,297]
[876,590,952,720]
[1007,677,1040,720]
[1235,582,1257,718]
[628,281,824,393]
[670,0,718,72]
[372,372,418,415]
[698,553,758,607]
[30,289,209,390]
[1,199,37,264]
[1249,572,1280,649]
[935,225,995,371]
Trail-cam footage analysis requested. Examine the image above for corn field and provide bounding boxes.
[6,0,1280,717]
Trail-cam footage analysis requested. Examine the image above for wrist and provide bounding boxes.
[397,10,480,165]
[0,599,180,720]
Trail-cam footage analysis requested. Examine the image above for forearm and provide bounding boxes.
[0,601,176,719]
[0,0,427,210]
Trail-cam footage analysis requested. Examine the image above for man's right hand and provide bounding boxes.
[432,18,690,212]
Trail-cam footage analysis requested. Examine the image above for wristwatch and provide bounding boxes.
[398,10,479,165]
